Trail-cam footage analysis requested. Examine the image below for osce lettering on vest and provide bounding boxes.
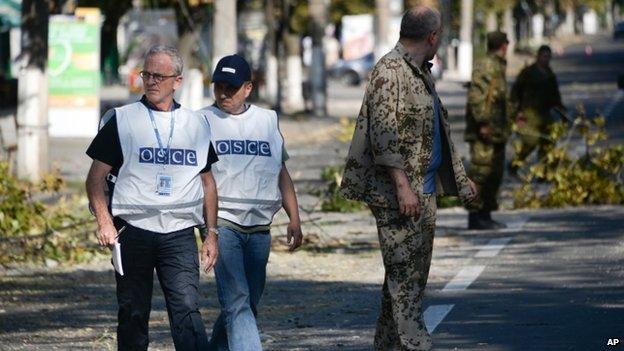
[110,102,212,233]
[139,147,198,165]
[199,104,283,227]
[215,140,272,157]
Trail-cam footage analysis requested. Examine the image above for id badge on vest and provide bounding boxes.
[156,172,173,196]
[147,107,176,196]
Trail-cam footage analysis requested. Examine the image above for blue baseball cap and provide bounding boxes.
[212,54,252,88]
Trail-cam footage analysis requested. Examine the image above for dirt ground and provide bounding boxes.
[0,221,473,351]
[0,245,382,350]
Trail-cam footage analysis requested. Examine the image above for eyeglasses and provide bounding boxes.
[139,71,178,83]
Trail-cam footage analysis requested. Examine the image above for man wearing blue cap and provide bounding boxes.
[199,54,303,351]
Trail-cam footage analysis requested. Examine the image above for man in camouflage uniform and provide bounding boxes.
[510,45,564,172]
[340,6,477,351]
[464,31,511,230]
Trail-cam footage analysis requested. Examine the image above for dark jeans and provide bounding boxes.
[114,218,209,351]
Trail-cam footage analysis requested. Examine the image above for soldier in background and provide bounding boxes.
[510,45,564,173]
[464,31,511,230]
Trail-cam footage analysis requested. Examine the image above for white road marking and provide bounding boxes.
[507,216,529,229]
[424,304,454,333]
[428,216,528,333]
[442,265,486,292]
[475,237,513,258]
[604,90,624,120]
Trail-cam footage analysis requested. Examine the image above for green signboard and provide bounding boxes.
[48,9,101,137]
[48,12,100,108]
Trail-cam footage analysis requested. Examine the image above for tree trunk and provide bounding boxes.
[212,0,237,68]
[177,31,204,110]
[605,0,613,30]
[16,0,49,181]
[486,11,498,32]
[503,5,515,53]
[308,0,327,117]
[563,6,575,35]
[283,33,304,112]
[263,0,279,109]
[100,3,132,85]
[375,0,390,61]
[458,0,473,81]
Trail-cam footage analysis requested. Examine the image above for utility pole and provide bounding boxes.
[457,0,473,81]
[308,0,327,117]
[213,0,237,69]
[16,0,49,182]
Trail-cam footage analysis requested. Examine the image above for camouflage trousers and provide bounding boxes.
[467,140,505,212]
[513,121,554,166]
[369,193,437,351]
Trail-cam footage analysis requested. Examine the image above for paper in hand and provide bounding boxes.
[112,242,124,276]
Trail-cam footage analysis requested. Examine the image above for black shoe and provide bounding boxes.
[468,212,497,230]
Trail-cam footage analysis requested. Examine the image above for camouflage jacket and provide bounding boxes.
[464,53,511,143]
[510,63,563,126]
[339,42,474,209]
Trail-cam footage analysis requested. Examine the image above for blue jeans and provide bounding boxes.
[208,226,271,351]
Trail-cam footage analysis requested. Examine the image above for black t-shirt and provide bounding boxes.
[86,105,218,173]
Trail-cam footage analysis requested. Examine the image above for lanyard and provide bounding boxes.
[147,106,175,162]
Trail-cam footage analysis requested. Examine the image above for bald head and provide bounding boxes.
[400,6,441,42]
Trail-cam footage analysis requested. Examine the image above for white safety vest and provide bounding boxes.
[111,102,211,233]
[199,104,283,227]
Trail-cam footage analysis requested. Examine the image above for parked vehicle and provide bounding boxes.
[328,52,444,86]
[328,53,375,86]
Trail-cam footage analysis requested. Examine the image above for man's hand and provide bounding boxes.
[97,221,118,249]
[465,178,479,204]
[388,168,420,218]
[479,124,492,140]
[397,184,420,218]
[201,233,219,273]
[515,112,527,129]
[286,221,303,252]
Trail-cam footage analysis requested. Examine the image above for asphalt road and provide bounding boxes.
[428,207,624,351]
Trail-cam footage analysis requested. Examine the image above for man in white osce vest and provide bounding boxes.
[85,45,219,350]
[199,54,303,351]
